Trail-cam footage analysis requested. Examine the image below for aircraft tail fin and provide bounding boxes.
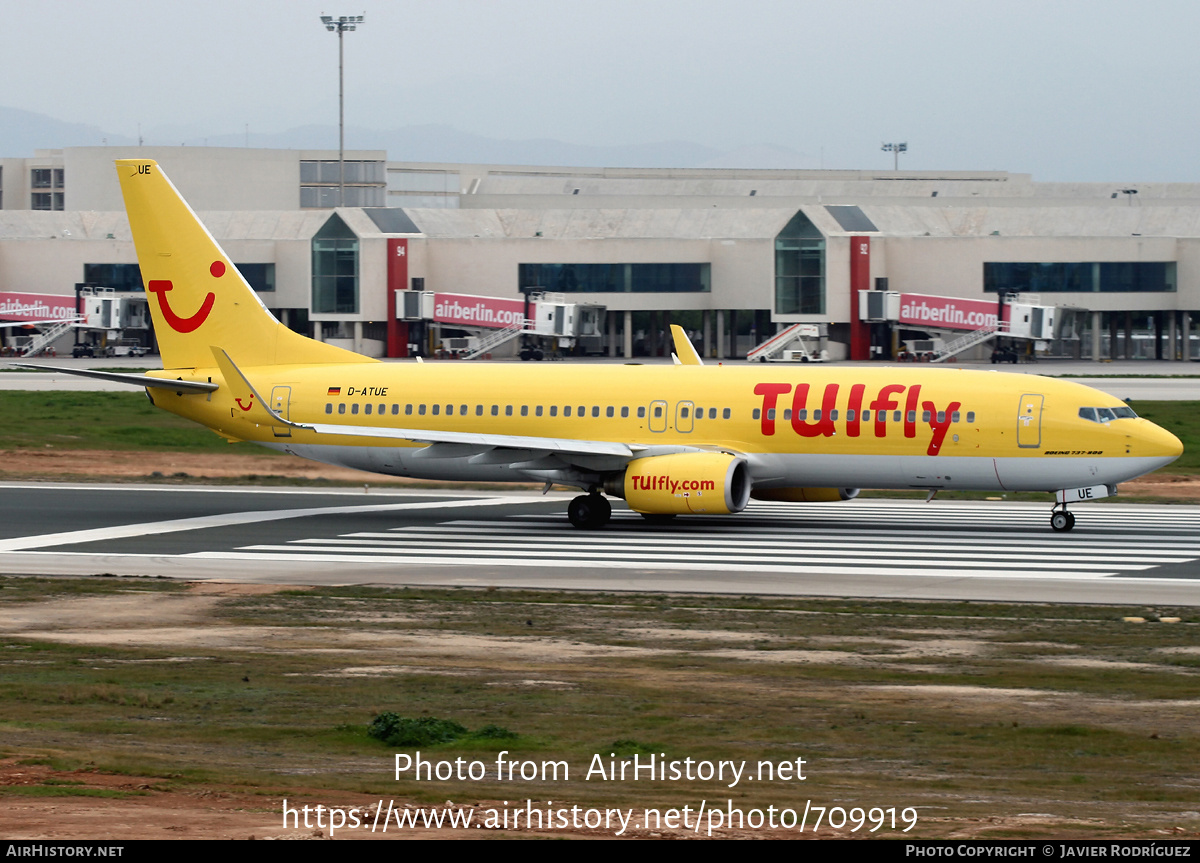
[670,324,704,366]
[115,159,370,370]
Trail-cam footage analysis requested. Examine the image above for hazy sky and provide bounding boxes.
[4,0,1197,181]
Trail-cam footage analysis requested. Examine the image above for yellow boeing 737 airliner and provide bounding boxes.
[23,160,1184,531]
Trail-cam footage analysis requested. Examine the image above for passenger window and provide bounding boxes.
[814,410,822,421]
[638,407,646,418]
[405,404,413,415]
[476,405,483,416]
[432,404,440,416]
[419,404,426,416]
[506,405,513,416]
[654,406,663,418]
[766,408,774,420]
[338,403,346,414]
[796,409,807,420]
[722,408,730,419]
[830,410,838,421]
[521,406,528,417]
[592,406,600,418]
[621,407,629,418]
[325,403,333,414]
[709,408,717,419]
[951,411,960,422]
[536,406,543,417]
[351,404,359,415]
[365,404,372,415]
[551,406,558,417]
[966,411,975,423]
[606,406,614,418]
[937,411,945,423]
[392,404,399,415]
[846,409,855,422]
[565,406,572,417]
[783,409,791,421]
[893,411,902,422]
[445,404,453,416]
[491,405,499,416]
[906,410,915,422]
[460,405,467,415]
[578,406,585,416]
[753,408,761,420]
[862,410,870,421]
[922,410,931,422]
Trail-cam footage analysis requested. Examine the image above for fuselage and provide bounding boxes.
[146,361,1182,494]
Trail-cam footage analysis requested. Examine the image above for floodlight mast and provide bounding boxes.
[320,14,365,206]
[881,141,908,171]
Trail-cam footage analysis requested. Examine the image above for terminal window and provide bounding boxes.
[984,262,1176,293]
[518,263,710,293]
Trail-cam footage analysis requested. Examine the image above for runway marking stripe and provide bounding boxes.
[188,550,1122,580]
[298,537,1190,564]
[237,544,1159,571]
[439,522,1200,547]
[372,530,1200,555]
[0,496,541,552]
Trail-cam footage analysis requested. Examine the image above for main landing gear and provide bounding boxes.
[1050,503,1076,532]
[567,493,611,529]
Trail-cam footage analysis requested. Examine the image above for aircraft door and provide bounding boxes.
[270,386,292,438]
[1017,393,1043,448]
[675,400,695,433]
[648,399,668,433]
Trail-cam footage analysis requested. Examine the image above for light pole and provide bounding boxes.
[881,142,907,171]
[320,14,364,206]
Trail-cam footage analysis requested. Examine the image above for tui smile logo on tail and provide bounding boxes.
[146,261,224,333]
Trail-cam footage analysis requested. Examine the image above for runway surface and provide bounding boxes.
[2,483,1199,605]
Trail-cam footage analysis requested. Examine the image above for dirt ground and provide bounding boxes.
[2,447,1198,499]
[2,584,1198,841]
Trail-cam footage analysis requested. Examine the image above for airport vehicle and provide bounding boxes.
[18,160,1184,531]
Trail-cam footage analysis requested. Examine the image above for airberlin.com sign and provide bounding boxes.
[897,293,1004,332]
[0,292,79,322]
[432,293,527,329]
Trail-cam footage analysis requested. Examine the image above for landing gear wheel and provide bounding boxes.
[639,512,677,525]
[567,494,611,530]
[1051,510,1075,532]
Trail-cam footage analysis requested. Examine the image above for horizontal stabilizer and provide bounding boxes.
[11,363,218,393]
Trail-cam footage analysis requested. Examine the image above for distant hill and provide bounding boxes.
[0,106,814,169]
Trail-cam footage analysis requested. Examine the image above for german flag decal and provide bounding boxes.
[327,386,341,395]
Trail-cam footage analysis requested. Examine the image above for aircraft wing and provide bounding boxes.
[211,347,641,466]
[11,363,219,394]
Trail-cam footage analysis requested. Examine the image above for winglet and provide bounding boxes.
[670,325,703,365]
[210,346,306,429]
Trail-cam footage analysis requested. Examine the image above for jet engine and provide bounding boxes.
[606,452,750,515]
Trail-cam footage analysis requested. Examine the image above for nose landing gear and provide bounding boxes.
[1050,504,1076,532]
[567,493,611,529]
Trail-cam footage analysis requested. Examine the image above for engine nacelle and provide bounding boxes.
[750,487,860,503]
[608,452,751,515]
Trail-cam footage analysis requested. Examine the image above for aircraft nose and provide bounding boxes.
[1132,419,1183,462]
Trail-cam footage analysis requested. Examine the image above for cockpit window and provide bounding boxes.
[1079,406,1137,423]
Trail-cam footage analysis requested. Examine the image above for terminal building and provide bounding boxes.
[1,145,1198,361]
